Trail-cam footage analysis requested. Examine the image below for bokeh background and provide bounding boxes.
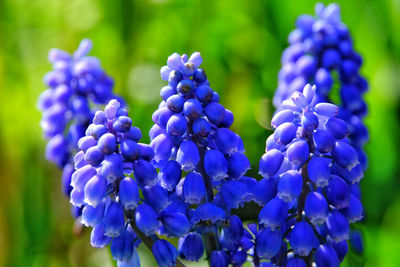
[0,0,399,266]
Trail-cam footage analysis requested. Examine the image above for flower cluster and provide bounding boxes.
[38,3,369,265]
[274,3,368,170]
[70,99,196,266]
[256,85,364,266]
[149,52,258,265]
[38,39,118,202]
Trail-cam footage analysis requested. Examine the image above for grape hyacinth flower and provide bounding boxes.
[38,4,370,265]
[274,3,368,171]
[38,39,119,201]
[70,99,190,266]
[150,52,254,264]
[256,84,364,266]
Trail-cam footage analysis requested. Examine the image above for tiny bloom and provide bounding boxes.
[178,233,204,261]
[135,203,159,236]
[286,140,309,167]
[152,239,178,267]
[132,159,158,187]
[90,222,112,248]
[142,184,171,212]
[227,152,251,179]
[215,128,239,155]
[305,191,329,225]
[331,141,359,170]
[204,149,228,181]
[327,175,350,209]
[103,202,125,237]
[324,117,349,139]
[119,177,140,210]
[256,228,282,259]
[274,122,297,145]
[307,156,331,187]
[210,251,229,267]
[259,197,289,230]
[278,170,303,202]
[176,141,200,172]
[111,230,135,261]
[81,202,105,227]
[159,160,182,191]
[259,149,284,178]
[84,175,107,207]
[183,172,206,205]
[316,244,339,267]
[161,212,191,237]
[289,221,316,256]
[326,211,350,243]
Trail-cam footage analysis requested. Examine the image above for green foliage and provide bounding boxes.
[0,0,399,266]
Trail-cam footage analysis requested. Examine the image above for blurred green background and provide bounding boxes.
[0,0,399,266]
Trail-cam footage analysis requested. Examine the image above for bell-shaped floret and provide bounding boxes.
[286,140,310,167]
[259,149,284,178]
[326,211,350,243]
[204,102,225,125]
[84,175,107,207]
[111,230,135,261]
[133,159,158,187]
[316,244,339,267]
[327,175,350,209]
[256,228,282,259]
[277,170,303,202]
[97,133,117,154]
[289,221,316,256]
[81,202,105,227]
[259,197,289,230]
[183,172,206,205]
[307,157,331,187]
[177,140,200,172]
[166,114,188,136]
[99,154,124,182]
[325,117,349,139]
[103,202,125,237]
[204,149,228,181]
[161,212,191,237]
[221,215,243,245]
[342,194,363,223]
[215,128,239,155]
[305,191,329,225]
[119,177,140,210]
[159,160,182,191]
[210,251,229,267]
[142,184,171,212]
[152,239,178,267]
[331,141,358,170]
[178,233,204,261]
[227,152,251,179]
[150,133,173,163]
[313,129,335,153]
[135,203,159,236]
[71,164,97,191]
[274,122,298,145]
[190,203,226,225]
[90,222,112,248]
